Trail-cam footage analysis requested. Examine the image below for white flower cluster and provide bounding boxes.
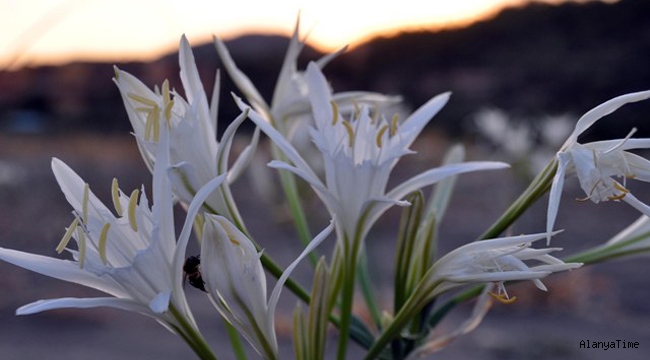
[3,19,650,360]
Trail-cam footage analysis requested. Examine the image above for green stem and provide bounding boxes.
[357,250,382,329]
[169,305,219,360]
[224,320,249,360]
[479,158,557,240]
[336,234,363,360]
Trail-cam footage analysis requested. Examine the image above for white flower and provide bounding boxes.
[114,35,257,224]
[547,90,650,241]
[0,128,226,343]
[200,215,333,359]
[237,63,509,244]
[424,232,582,300]
[215,18,400,132]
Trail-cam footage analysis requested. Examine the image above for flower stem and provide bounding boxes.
[479,158,557,240]
[169,305,219,360]
[224,320,249,360]
[336,233,363,360]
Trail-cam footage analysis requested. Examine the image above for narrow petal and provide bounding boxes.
[17,297,153,316]
[214,37,269,113]
[386,161,510,202]
[235,96,322,183]
[566,90,650,146]
[547,155,569,244]
[267,220,334,322]
[0,247,126,297]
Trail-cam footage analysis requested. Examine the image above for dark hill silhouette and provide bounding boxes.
[1,0,648,139]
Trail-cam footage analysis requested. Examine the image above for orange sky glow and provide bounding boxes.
[0,0,615,70]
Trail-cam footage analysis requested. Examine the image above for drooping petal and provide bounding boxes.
[0,247,127,297]
[16,297,154,316]
[564,90,650,147]
[547,154,570,244]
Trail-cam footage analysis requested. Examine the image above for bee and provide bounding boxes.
[183,255,206,292]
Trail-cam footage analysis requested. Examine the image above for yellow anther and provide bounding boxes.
[330,101,340,125]
[128,93,157,107]
[82,183,90,225]
[76,226,86,269]
[608,182,630,200]
[98,223,111,265]
[128,189,140,232]
[352,100,361,119]
[111,178,123,216]
[162,79,171,107]
[376,125,389,147]
[390,114,399,136]
[228,234,241,246]
[56,217,80,254]
[342,120,355,147]
[152,105,161,142]
[489,291,517,304]
[370,107,380,123]
[164,99,174,123]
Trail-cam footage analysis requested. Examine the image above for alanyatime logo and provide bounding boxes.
[579,339,640,350]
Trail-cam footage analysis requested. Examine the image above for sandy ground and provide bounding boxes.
[1,133,650,359]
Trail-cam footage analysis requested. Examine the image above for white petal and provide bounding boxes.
[17,297,152,316]
[214,37,269,114]
[149,291,172,314]
[565,90,650,146]
[386,161,510,202]
[267,220,334,322]
[547,154,570,244]
[400,91,451,145]
[0,247,126,297]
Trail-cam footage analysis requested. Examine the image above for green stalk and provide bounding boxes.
[479,158,557,240]
[336,233,364,360]
[357,250,382,329]
[169,305,219,360]
[224,320,249,360]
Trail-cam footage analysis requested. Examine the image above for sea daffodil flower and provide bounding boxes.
[200,214,333,359]
[215,18,400,133]
[422,232,582,301]
[547,90,650,242]
[114,35,257,226]
[237,63,509,247]
[0,127,226,353]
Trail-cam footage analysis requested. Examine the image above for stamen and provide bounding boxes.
[376,125,388,147]
[152,105,161,142]
[164,99,174,123]
[128,189,140,232]
[162,79,171,107]
[608,182,630,200]
[111,178,123,216]
[82,183,90,225]
[489,291,518,304]
[98,223,111,265]
[76,226,87,269]
[144,109,154,141]
[605,127,637,154]
[352,100,361,119]
[56,217,80,254]
[330,101,339,125]
[228,234,241,246]
[390,114,399,136]
[128,93,157,107]
[342,120,355,147]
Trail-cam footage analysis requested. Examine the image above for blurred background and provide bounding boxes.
[2,0,650,359]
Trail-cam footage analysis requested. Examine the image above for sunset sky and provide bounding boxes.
[0,0,613,69]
